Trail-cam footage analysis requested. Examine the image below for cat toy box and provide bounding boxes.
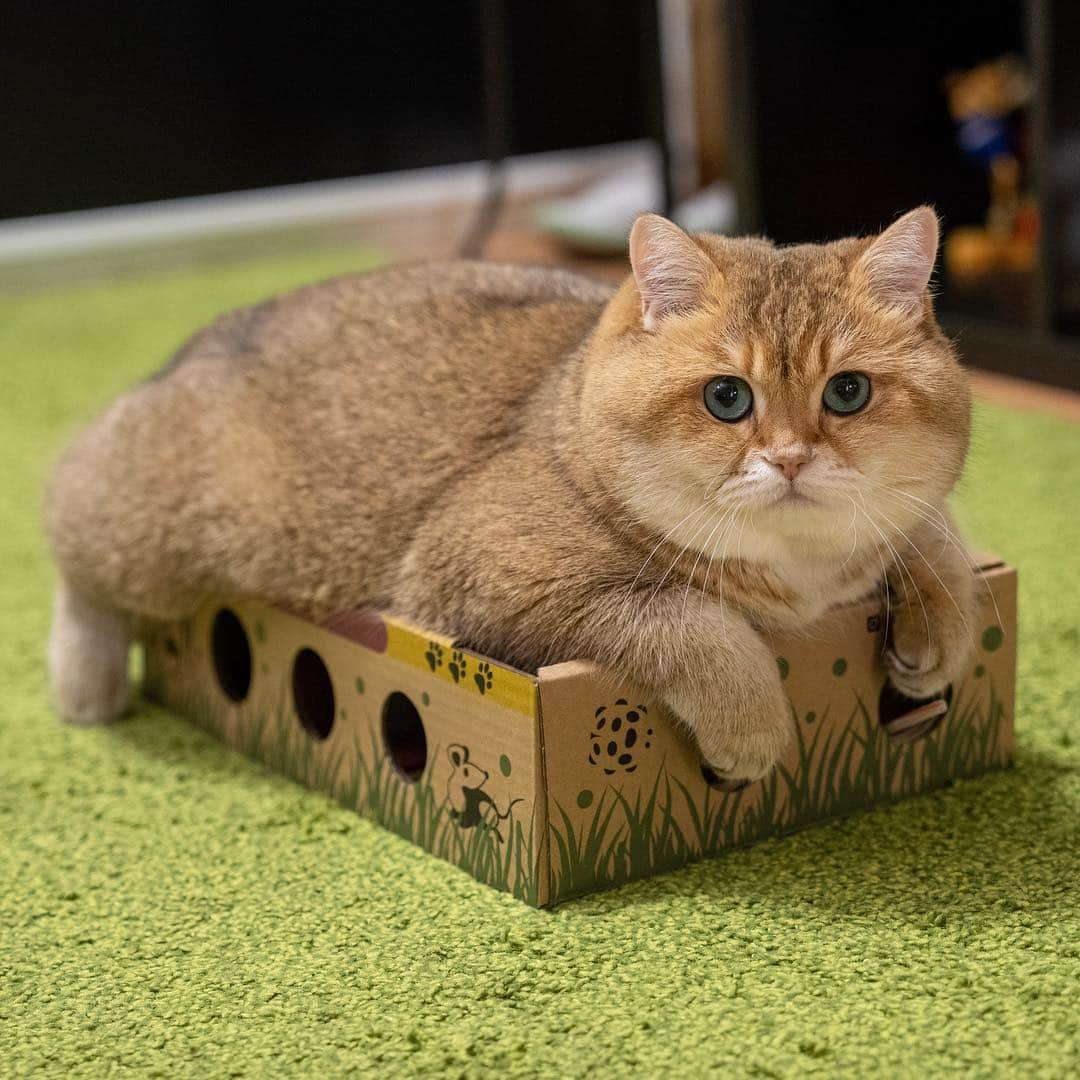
[142,556,1016,907]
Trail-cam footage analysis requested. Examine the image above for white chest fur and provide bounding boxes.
[715,519,884,629]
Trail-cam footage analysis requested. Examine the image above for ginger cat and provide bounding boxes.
[46,207,976,786]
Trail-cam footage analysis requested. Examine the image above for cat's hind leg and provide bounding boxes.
[47,578,132,724]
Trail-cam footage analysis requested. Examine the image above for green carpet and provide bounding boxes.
[2,251,1078,1078]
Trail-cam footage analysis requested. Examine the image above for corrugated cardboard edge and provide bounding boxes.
[531,677,553,908]
[533,659,609,907]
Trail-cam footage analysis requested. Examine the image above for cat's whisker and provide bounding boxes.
[873,485,973,568]
[681,505,738,623]
[729,507,752,636]
[839,494,860,570]
[858,498,934,656]
[871,485,1002,631]
[697,512,726,623]
[642,503,722,614]
[856,497,928,656]
[698,501,739,626]
[855,494,909,598]
[884,484,951,534]
[867,480,954,558]
[873,488,965,563]
[859,514,893,657]
[714,506,747,635]
[874,504,972,636]
[622,494,713,604]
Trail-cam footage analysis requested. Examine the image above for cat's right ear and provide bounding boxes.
[629,214,716,331]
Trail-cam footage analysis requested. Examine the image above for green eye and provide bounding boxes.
[823,372,871,414]
[704,376,753,422]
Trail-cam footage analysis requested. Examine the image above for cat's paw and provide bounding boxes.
[886,600,971,700]
[667,678,793,787]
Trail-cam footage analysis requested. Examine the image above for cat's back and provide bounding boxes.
[165,259,612,394]
[120,260,614,608]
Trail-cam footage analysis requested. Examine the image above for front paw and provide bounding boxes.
[667,678,793,787]
[886,602,971,700]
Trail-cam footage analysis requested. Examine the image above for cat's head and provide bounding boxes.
[578,207,971,559]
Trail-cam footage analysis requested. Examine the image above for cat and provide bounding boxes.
[45,206,976,786]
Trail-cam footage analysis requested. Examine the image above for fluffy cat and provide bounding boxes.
[46,206,976,786]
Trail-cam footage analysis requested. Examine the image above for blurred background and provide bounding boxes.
[4,0,1080,400]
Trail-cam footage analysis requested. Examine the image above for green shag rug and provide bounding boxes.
[2,250,1078,1078]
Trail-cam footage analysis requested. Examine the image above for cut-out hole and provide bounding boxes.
[700,764,751,792]
[211,608,252,703]
[879,682,953,743]
[382,691,427,782]
[292,648,335,740]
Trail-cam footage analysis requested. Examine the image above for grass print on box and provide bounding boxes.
[142,558,1016,907]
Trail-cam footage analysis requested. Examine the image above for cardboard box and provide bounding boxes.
[142,556,1016,907]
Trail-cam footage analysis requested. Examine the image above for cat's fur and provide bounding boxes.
[46,207,976,784]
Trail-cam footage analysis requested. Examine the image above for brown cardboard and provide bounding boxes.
[142,557,1016,907]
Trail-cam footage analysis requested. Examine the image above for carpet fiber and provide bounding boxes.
[2,252,1078,1077]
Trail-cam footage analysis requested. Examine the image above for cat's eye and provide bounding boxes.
[704,376,753,422]
[823,372,871,415]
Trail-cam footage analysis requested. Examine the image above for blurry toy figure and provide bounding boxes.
[943,54,1037,278]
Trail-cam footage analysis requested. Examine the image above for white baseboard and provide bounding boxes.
[0,141,656,265]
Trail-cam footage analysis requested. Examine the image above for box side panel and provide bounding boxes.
[538,566,1018,906]
[143,601,545,906]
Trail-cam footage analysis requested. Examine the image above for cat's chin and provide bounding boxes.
[769,489,818,508]
[755,497,852,544]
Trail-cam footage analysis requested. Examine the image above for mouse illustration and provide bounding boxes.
[446,744,521,841]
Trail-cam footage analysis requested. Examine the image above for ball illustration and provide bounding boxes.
[588,699,653,775]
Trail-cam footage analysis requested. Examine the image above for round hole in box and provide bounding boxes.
[292,647,335,740]
[382,691,427,782]
[879,681,953,743]
[700,764,751,793]
[211,608,252,703]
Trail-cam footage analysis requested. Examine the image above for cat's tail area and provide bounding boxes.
[43,388,208,723]
[48,577,131,724]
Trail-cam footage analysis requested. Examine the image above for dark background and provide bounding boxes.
[2,1,650,219]
[730,2,1027,241]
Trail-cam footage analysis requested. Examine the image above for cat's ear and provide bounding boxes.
[629,214,716,331]
[853,206,940,314]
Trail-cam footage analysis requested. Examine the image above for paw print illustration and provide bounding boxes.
[474,661,494,695]
[425,642,445,672]
[448,649,468,684]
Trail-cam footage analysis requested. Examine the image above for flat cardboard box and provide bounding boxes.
[142,556,1016,907]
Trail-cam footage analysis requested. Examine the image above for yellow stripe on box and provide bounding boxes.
[384,615,537,715]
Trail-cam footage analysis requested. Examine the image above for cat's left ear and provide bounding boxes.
[853,206,940,315]
[629,214,716,331]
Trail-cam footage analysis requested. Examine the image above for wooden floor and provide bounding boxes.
[965,368,1080,422]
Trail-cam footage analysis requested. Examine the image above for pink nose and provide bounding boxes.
[765,449,812,482]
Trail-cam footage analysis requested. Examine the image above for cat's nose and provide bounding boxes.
[764,448,812,482]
